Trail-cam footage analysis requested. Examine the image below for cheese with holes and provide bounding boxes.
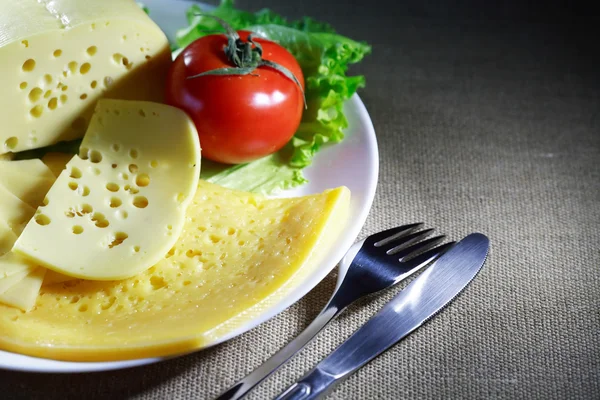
[14,99,201,280]
[0,181,350,361]
[0,160,55,207]
[0,0,171,155]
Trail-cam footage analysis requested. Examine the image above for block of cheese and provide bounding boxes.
[0,0,171,155]
[0,160,55,207]
[0,267,46,311]
[0,185,36,234]
[0,181,350,361]
[14,99,201,280]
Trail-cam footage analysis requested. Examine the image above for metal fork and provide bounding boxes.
[216,223,454,400]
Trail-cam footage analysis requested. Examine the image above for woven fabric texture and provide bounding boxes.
[2,1,599,399]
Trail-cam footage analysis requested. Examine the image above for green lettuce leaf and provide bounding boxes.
[175,0,370,194]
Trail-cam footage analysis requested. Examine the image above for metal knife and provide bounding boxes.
[275,232,490,400]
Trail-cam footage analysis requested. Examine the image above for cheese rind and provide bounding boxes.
[0,0,171,154]
[14,99,201,280]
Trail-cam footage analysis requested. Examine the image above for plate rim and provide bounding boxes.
[0,0,379,372]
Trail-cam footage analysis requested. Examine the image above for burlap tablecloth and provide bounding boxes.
[2,0,599,398]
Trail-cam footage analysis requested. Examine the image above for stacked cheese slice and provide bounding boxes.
[0,160,55,310]
[0,99,201,310]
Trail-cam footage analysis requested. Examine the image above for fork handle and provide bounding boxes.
[215,305,342,400]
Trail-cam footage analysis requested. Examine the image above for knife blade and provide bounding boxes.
[275,232,489,400]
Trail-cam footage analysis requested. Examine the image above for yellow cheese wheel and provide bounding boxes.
[0,181,350,361]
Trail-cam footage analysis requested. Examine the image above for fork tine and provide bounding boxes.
[405,241,455,269]
[390,242,455,285]
[366,223,423,247]
[392,235,446,261]
[379,228,435,251]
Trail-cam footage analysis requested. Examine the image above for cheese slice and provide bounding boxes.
[0,253,37,280]
[0,267,46,311]
[0,222,17,256]
[0,181,350,361]
[0,159,54,181]
[42,152,74,177]
[0,185,36,234]
[14,99,201,280]
[0,0,171,154]
[0,160,55,207]
[0,269,30,295]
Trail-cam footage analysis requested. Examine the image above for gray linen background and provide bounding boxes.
[2,0,599,399]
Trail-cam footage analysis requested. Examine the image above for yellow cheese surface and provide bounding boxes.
[0,0,171,154]
[0,181,350,361]
[14,100,201,280]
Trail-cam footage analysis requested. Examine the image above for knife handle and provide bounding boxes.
[216,306,340,400]
[274,310,394,400]
[276,368,337,400]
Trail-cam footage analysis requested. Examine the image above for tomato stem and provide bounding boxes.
[187,14,306,108]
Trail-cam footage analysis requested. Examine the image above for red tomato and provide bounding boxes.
[166,31,305,164]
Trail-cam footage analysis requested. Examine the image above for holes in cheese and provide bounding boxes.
[0,0,171,154]
[14,99,201,281]
[0,181,350,361]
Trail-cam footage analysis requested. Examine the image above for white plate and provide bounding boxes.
[0,0,378,373]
